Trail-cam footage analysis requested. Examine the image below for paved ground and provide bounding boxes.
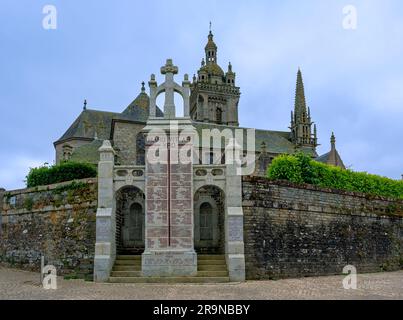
[0,267,402,300]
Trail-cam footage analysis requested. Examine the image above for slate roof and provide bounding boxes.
[117,91,163,122]
[55,109,119,144]
[315,149,345,168]
[54,93,162,145]
[192,122,316,156]
[315,152,330,163]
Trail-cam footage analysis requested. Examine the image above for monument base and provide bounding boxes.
[141,250,197,277]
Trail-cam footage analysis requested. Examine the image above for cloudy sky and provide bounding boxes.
[0,0,402,190]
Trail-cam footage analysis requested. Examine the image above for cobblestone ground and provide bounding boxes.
[0,267,402,300]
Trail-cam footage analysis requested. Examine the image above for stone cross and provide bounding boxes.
[160,59,178,119]
[148,59,191,119]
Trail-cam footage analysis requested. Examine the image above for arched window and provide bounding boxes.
[216,107,222,124]
[200,202,213,240]
[130,203,143,241]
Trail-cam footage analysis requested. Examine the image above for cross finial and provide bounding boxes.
[209,21,212,32]
[83,99,87,110]
[161,59,178,75]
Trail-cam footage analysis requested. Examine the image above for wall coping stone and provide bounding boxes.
[4,201,98,216]
[3,178,97,196]
[242,176,403,204]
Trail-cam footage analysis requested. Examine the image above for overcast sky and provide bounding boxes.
[0,0,402,190]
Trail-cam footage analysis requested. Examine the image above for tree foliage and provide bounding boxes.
[267,153,403,199]
[26,161,97,188]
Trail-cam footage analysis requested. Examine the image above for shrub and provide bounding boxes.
[26,161,97,188]
[267,153,403,199]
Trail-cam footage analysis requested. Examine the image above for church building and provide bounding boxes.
[53,30,345,282]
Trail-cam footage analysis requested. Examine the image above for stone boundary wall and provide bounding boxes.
[0,178,97,280]
[242,176,403,280]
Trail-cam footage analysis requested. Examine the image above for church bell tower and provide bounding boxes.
[190,29,241,126]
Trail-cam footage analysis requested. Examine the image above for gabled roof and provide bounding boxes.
[55,92,163,146]
[55,109,119,145]
[315,152,330,163]
[315,133,345,169]
[315,150,345,169]
[116,91,163,122]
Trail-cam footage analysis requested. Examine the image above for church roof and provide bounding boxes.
[199,63,224,77]
[315,150,345,168]
[315,133,345,169]
[54,90,163,145]
[315,152,330,163]
[55,109,119,144]
[118,89,163,122]
[193,122,316,156]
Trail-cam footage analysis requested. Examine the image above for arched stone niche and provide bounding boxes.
[194,185,225,254]
[115,186,145,254]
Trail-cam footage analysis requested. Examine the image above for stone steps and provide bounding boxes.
[109,254,229,283]
[196,270,228,277]
[114,259,142,265]
[198,264,227,271]
[110,271,142,277]
[113,265,141,271]
[116,255,141,260]
[198,259,226,265]
[198,255,225,260]
[109,276,230,284]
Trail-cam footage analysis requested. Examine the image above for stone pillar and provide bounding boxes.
[182,75,191,118]
[149,74,157,118]
[142,124,197,276]
[94,140,116,282]
[224,138,246,282]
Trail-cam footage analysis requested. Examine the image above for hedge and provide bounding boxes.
[26,161,97,188]
[267,153,403,199]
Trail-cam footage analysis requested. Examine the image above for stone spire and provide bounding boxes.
[294,68,307,117]
[327,132,345,168]
[331,132,336,150]
[328,132,338,165]
[290,68,317,149]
